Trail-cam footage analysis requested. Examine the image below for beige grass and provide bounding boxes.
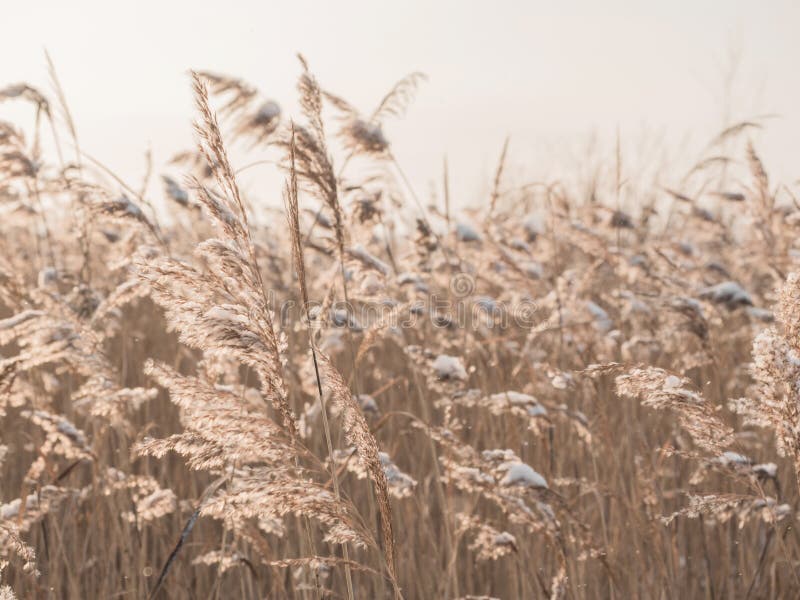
[1,57,799,599]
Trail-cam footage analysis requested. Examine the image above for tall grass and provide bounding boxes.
[1,57,800,598]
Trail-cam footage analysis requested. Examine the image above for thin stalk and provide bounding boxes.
[286,128,356,600]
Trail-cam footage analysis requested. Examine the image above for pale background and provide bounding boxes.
[2,0,799,208]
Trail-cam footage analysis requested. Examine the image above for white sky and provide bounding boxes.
[2,0,799,208]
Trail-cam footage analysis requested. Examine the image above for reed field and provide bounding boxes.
[2,56,800,599]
